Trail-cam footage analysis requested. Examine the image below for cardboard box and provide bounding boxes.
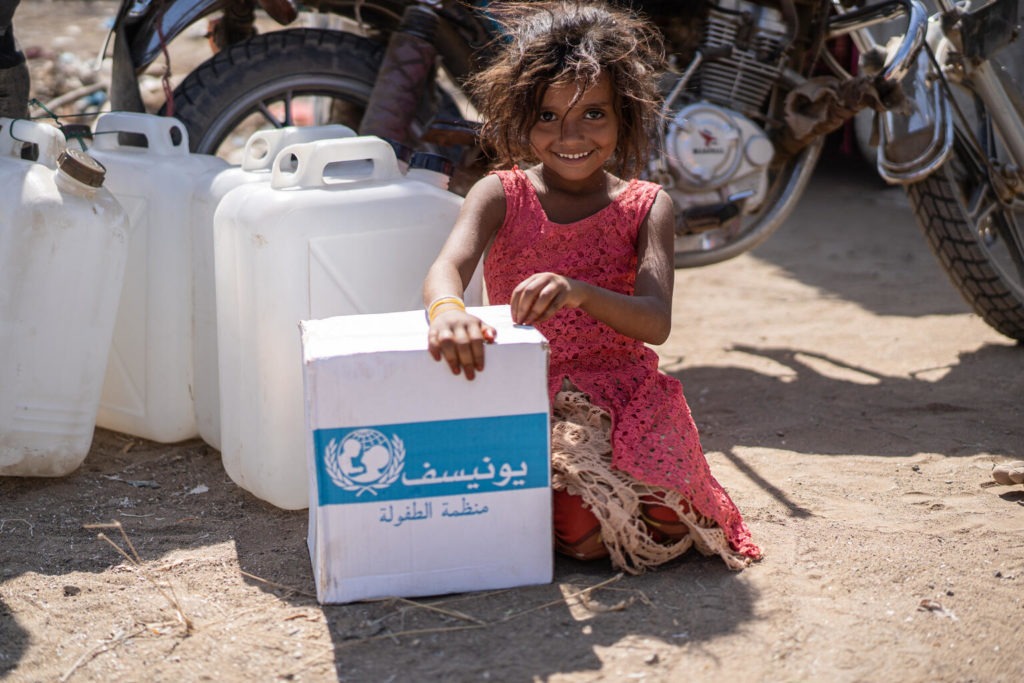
[300,306,552,604]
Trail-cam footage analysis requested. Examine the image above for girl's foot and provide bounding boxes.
[639,493,690,542]
[553,488,609,560]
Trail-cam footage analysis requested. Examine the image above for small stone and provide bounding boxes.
[644,653,660,665]
[63,585,80,597]
[912,465,921,472]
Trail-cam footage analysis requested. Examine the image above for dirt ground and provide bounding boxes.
[3,2,1024,682]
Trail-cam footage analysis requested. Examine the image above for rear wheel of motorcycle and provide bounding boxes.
[905,129,1024,342]
[164,28,445,162]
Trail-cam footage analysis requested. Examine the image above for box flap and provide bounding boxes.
[300,305,547,361]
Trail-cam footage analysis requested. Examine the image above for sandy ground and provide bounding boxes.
[3,2,1024,682]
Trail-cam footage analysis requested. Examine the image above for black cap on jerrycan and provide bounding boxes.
[57,148,106,188]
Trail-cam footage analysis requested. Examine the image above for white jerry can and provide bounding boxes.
[0,118,131,476]
[214,135,479,509]
[191,124,356,452]
[89,112,229,443]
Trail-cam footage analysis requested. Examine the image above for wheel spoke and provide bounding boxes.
[256,101,285,129]
[282,90,295,126]
[312,96,334,126]
[964,183,995,226]
[995,211,1024,284]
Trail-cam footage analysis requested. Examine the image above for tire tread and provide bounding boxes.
[906,172,1024,340]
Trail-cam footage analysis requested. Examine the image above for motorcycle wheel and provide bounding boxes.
[905,120,1024,342]
[164,28,447,162]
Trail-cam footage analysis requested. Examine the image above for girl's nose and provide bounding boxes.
[560,116,584,141]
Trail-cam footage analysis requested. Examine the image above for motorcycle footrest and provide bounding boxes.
[678,202,740,234]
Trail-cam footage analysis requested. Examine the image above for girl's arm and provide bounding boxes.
[423,174,507,380]
[510,189,675,344]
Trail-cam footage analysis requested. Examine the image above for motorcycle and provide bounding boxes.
[103,0,1024,341]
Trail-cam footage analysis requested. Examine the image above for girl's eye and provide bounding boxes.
[538,111,557,123]
[584,109,605,120]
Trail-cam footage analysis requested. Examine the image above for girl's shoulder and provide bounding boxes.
[624,177,663,201]
[486,166,532,215]
[616,177,665,218]
[488,166,529,192]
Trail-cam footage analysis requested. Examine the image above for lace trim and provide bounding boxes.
[552,388,753,573]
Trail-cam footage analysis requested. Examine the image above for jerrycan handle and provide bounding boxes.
[0,118,66,167]
[92,112,190,156]
[270,136,401,190]
[242,124,357,172]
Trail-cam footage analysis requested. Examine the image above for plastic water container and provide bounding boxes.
[215,136,481,509]
[89,112,229,443]
[192,124,356,452]
[0,119,131,476]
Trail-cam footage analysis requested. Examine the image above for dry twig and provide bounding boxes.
[499,573,625,621]
[387,596,487,626]
[59,625,146,682]
[239,569,317,598]
[84,521,194,633]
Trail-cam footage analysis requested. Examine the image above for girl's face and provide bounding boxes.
[528,73,618,188]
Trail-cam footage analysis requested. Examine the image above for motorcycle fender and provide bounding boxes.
[876,22,954,184]
[120,0,227,69]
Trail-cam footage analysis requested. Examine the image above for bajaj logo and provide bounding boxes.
[694,128,724,155]
[324,428,405,497]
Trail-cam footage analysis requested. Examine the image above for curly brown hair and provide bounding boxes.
[467,0,666,179]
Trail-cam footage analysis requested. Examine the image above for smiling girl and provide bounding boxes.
[422,0,760,572]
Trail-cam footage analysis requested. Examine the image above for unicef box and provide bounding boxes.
[300,305,552,604]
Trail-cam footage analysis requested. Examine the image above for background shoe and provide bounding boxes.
[992,461,1024,485]
[0,58,29,119]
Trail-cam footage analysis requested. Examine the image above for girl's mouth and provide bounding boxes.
[555,151,592,160]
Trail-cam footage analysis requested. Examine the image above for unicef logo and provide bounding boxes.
[324,428,405,497]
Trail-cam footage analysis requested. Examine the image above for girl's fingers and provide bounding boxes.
[428,314,496,381]
[513,274,567,325]
[451,326,478,380]
[432,328,462,375]
[532,289,566,323]
[511,275,545,324]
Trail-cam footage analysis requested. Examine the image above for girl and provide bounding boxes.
[422,0,760,572]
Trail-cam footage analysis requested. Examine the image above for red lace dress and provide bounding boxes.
[484,168,761,569]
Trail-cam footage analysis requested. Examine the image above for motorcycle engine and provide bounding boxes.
[659,0,790,233]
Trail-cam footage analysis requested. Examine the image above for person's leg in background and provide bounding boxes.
[0,0,29,119]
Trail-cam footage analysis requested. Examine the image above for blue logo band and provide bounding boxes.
[313,413,550,506]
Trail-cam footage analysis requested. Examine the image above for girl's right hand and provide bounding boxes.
[427,309,497,381]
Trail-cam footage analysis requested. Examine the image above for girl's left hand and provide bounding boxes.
[510,272,584,325]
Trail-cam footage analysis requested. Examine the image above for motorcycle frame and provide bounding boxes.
[115,0,1024,182]
[106,0,939,269]
[939,0,1024,173]
[839,0,1024,185]
[112,0,932,118]
[107,0,486,112]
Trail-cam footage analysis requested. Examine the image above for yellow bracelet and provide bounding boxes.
[427,295,466,322]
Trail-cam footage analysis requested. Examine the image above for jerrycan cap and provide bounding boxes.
[57,148,106,187]
[410,151,454,177]
[386,138,414,167]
